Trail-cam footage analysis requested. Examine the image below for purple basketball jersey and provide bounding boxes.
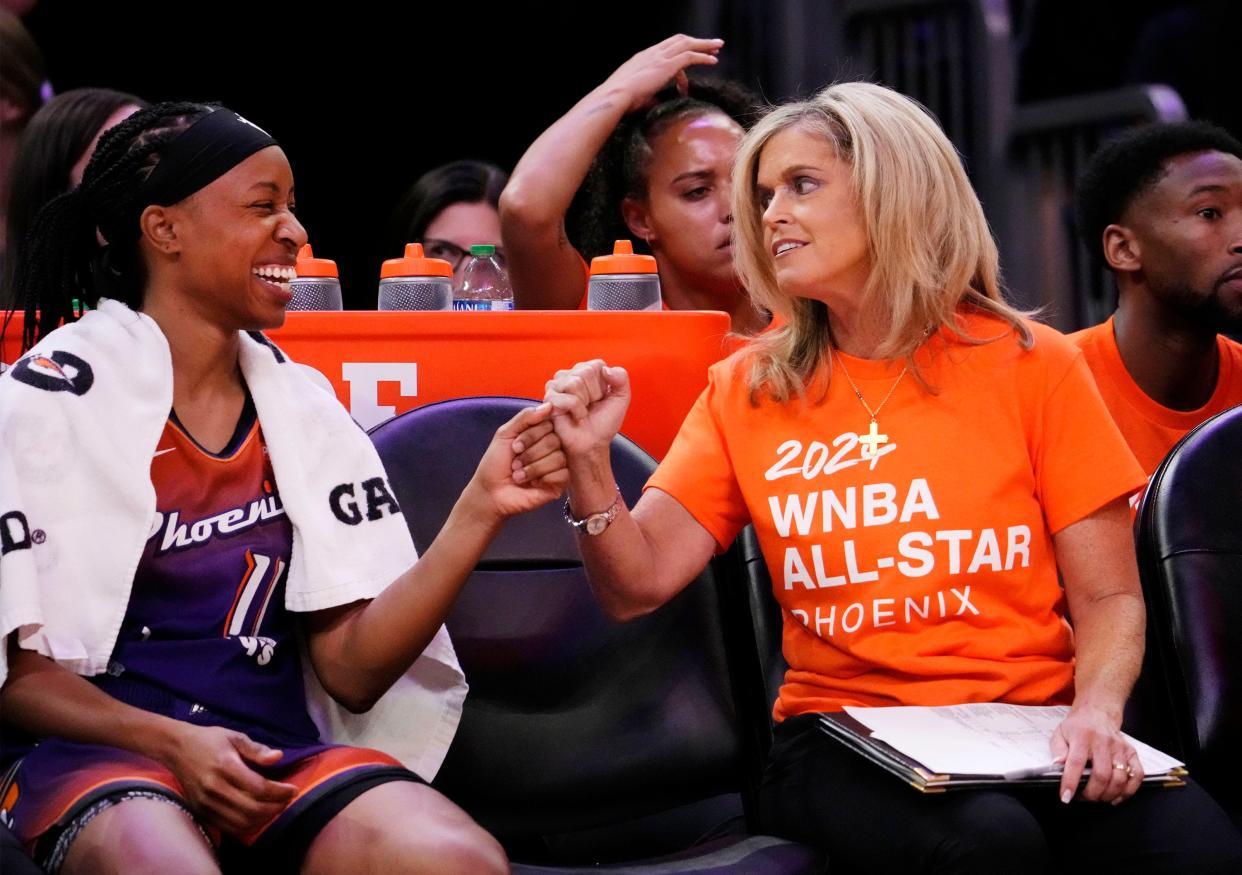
[100,408,320,745]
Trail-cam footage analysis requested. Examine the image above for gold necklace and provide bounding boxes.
[833,350,907,459]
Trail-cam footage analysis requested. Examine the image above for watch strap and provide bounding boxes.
[563,489,623,535]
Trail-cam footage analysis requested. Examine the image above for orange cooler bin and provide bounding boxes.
[2,310,734,460]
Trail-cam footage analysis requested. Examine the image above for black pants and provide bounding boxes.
[759,714,1242,875]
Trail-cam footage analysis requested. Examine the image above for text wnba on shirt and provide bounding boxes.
[769,476,1031,639]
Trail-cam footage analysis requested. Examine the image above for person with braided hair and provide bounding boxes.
[0,101,567,874]
[501,35,768,334]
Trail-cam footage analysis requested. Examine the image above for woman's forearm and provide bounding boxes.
[1,642,185,763]
[1068,590,1145,719]
[501,85,629,310]
[543,360,718,621]
[502,84,630,231]
[305,403,567,712]
[1054,498,1147,721]
[306,482,506,712]
[568,450,718,622]
[567,449,666,620]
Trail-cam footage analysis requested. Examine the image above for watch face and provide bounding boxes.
[585,514,608,536]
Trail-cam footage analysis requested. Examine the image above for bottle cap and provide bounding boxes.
[380,242,454,279]
[295,244,339,278]
[589,239,658,275]
[469,244,496,257]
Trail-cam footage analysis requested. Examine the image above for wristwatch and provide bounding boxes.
[563,490,623,536]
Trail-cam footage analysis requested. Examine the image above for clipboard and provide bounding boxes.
[817,710,1188,794]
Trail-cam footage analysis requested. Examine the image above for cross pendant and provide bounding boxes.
[858,419,889,458]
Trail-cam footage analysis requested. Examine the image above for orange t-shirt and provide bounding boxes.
[647,312,1146,721]
[1070,316,1242,477]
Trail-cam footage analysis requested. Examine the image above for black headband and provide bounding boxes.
[141,108,279,206]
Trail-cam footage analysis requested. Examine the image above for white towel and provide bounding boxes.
[0,299,466,779]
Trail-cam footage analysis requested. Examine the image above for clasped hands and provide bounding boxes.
[502,360,631,506]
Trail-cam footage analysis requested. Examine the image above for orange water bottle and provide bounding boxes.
[378,243,454,310]
[588,240,661,310]
[290,244,343,310]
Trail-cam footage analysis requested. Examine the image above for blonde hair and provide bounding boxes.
[731,81,1031,403]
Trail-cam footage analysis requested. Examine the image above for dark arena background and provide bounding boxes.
[18,0,1237,324]
[4,2,1242,873]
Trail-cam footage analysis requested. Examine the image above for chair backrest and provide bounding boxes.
[736,526,786,752]
[1134,403,1242,813]
[1000,85,1187,328]
[368,397,754,855]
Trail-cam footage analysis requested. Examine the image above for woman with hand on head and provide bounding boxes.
[501,34,767,334]
[539,83,1242,873]
[1,101,565,874]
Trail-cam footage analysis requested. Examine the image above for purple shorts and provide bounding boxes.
[1,737,418,872]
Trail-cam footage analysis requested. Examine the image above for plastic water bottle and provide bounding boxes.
[454,245,513,311]
[378,243,454,310]
[588,239,661,310]
[290,244,343,310]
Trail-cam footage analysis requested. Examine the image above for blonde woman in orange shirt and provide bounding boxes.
[536,83,1242,873]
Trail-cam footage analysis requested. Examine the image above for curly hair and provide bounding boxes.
[1075,121,1242,266]
[568,76,761,260]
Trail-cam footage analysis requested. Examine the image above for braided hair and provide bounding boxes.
[8,101,214,350]
[568,77,761,261]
